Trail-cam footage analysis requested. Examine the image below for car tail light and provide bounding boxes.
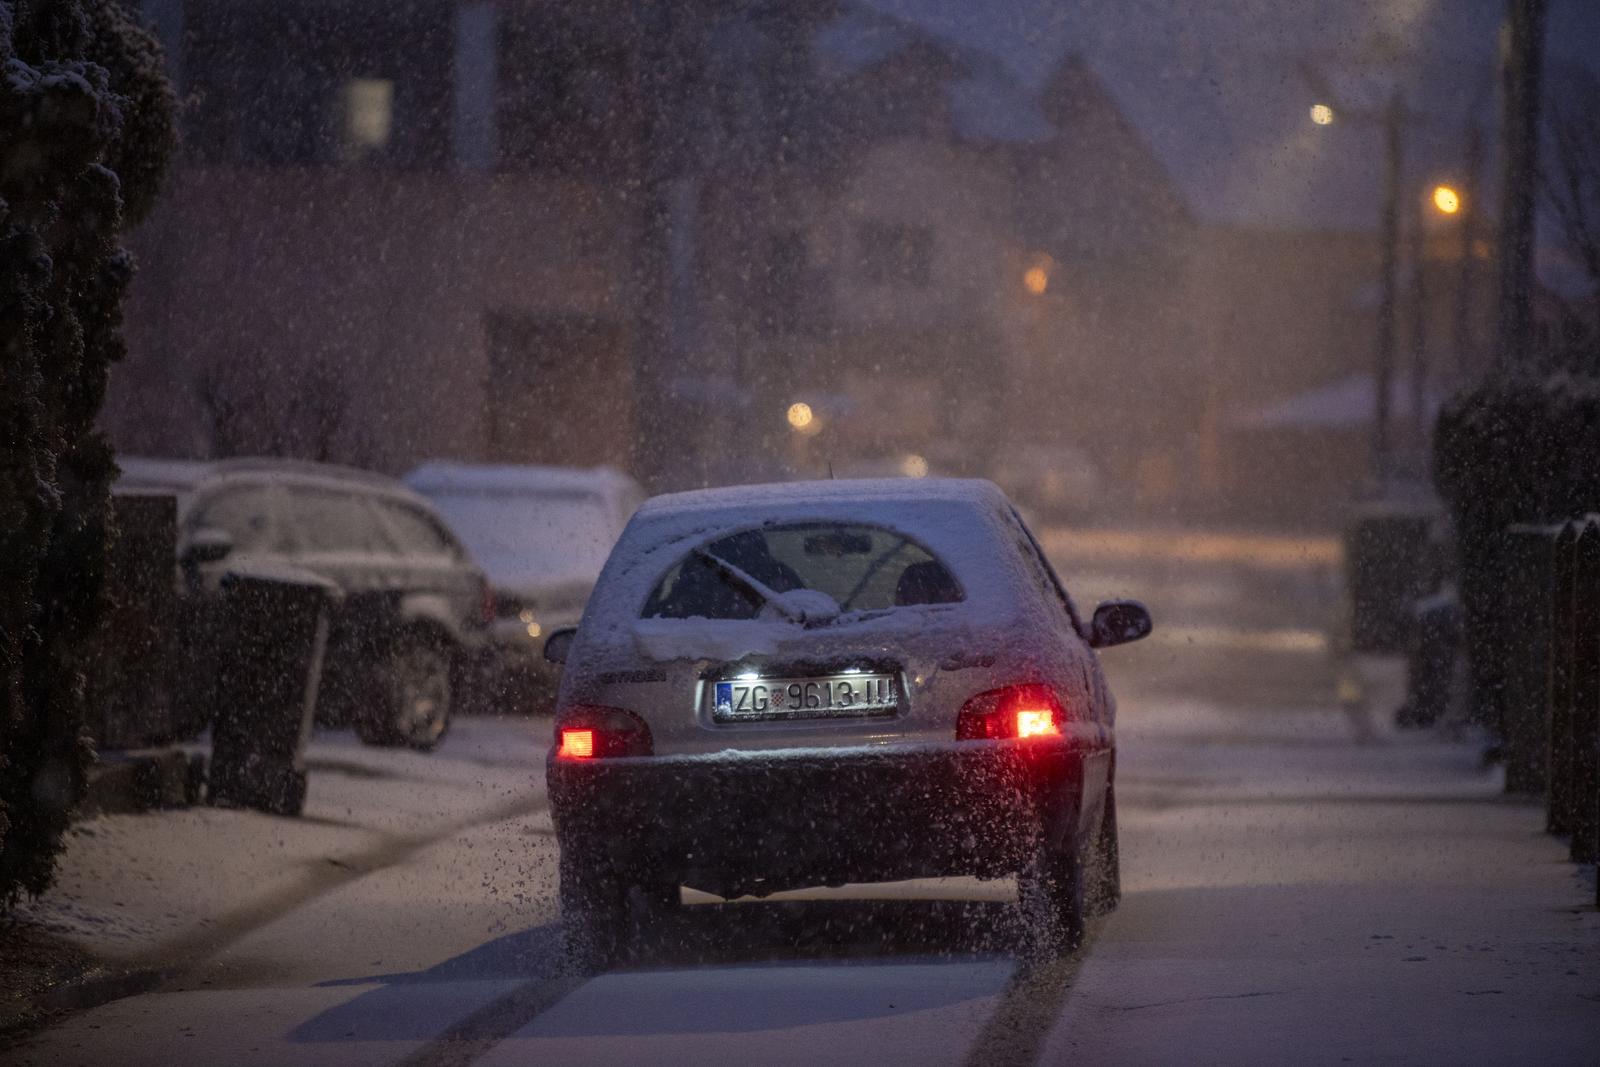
[553,704,653,759]
[956,684,1066,741]
[558,728,595,759]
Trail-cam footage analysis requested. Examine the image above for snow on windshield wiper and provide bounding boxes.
[692,547,842,626]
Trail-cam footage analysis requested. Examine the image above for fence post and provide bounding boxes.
[1546,521,1579,835]
[1571,518,1600,866]
[1503,524,1560,793]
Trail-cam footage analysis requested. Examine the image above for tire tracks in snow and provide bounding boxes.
[27,792,546,1023]
[962,920,1103,1067]
[394,974,588,1067]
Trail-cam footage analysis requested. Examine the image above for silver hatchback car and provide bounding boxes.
[544,479,1150,964]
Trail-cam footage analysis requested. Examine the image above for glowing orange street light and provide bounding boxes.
[1431,184,1462,215]
[1023,266,1049,295]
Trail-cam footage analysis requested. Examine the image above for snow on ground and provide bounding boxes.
[16,717,548,966]
[7,525,1598,1064]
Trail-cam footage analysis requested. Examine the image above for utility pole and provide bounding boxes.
[1492,0,1548,371]
[1301,52,1423,493]
[1374,91,1404,488]
[628,2,706,491]
[1452,121,1484,382]
[1408,182,1430,457]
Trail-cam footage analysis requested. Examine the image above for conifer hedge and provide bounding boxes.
[0,0,172,910]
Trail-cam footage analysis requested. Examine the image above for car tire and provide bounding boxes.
[356,633,453,751]
[1089,783,1121,916]
[560,848,629,972]
[1017,837,1088,956]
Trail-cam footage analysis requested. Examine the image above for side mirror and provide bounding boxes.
[1089,599,1152,649]
[183,527,235,566]
[542,626,578,665]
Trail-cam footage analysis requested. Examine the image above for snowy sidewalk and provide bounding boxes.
[8,718,549,1016]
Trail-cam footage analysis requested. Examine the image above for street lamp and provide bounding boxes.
[1310,103,1336,126]
[1431,184,1462,215]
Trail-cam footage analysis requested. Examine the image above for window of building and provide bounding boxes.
[858,221,934,287]
[183,3,450,169]
[496,14,632,174]
[340,78,395,162]
[762,229,808,335]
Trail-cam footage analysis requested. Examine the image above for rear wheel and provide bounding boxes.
[356,634,453,750]
[559,848,629,972]
[1017,838,1087,956]
[1089,783,1122,916]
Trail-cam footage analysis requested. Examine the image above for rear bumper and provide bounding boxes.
[548,739,1110,898]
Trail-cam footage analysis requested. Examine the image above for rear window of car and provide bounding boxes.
[641,522,963,620]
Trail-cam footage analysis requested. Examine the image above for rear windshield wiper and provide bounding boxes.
[692,548,840,625]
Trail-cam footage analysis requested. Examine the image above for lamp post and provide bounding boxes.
[1408,182,1465,455]
[1493,0,1548,371]
[1307,86,1414,490]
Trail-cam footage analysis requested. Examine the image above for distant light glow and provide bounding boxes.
[1310,103,1336,126]
[900,454,929,478]
[1015,709,1059,739]
[1432,185,1461,215]
[787,402,814,430]
[518,608,535,625]
[526,622,541,638]
[1023,266,1049,295]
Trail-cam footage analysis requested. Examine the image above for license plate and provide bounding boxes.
[711,673,899,722]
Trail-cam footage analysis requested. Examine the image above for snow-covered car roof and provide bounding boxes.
[405,461,640,501]
[634,476,1005,519]
[115,456,215,495]
[114,455,440,514]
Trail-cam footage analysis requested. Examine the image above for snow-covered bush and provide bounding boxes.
[1432,372,1600,747]
[0,0,173,911]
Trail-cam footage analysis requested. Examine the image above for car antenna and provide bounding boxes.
[827,459,835,480]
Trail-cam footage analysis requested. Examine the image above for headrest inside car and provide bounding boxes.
[894,560,960,606]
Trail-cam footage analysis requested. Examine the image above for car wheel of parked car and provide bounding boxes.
[356,634,453,750]
[1018,833,1089,956]
[560,848,629,971]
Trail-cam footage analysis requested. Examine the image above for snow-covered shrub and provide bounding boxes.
[0,0,173,912]
[1432,372,1600,745]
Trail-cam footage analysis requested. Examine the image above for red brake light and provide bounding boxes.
[558,728,595,759]
[553,704,653,759]
[1015,708,1060,738]
[957,684,1066,741]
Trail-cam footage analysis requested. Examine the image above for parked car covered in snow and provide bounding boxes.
[117,457,492,749]
[543,478,1150,964]
[404,462,644,710]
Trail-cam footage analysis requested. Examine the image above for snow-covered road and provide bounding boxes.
[8,527,1598,1065]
